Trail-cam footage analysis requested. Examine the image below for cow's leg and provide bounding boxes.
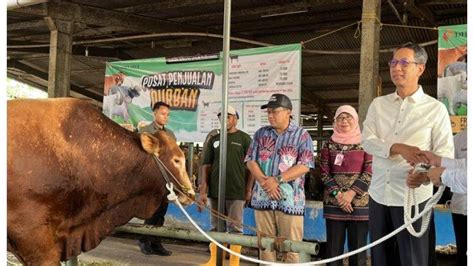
[10,225,61,266]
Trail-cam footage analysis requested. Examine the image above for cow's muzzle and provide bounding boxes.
[178,189,195,206]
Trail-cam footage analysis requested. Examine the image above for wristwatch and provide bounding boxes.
[332,190,340,197]
[275,175,283,183]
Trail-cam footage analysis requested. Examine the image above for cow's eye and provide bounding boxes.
[174,159,180,164]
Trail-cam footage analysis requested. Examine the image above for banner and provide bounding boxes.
[103,44,301,142]
[437,24,467,127]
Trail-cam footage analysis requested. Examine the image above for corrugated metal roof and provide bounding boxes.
[7,0,467,122]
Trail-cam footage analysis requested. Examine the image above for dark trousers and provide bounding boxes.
[369,197,431,266]
[452,213,467,266]
[429,217,437,266]
[326,219,369,266]
[139,202,169,244]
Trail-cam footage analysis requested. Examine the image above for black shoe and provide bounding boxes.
[151,242,172,256]
[138,240,154,255]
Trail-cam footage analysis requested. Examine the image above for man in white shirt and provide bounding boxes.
[409,129,467,265]
[362,42,454,266]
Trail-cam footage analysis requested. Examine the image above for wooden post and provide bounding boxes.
[45,17,73,98]
[358,0,381,124]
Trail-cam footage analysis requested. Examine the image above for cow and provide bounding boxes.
[437,72,467,115]
[7,98,195,265]
[437,45,467,77]
[103,72,125,96]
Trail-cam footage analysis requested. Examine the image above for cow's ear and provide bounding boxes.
[140,132,161,155]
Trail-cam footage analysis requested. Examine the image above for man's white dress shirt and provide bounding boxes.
[362,86,454,206]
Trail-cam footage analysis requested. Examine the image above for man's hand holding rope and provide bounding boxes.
[406,169,429,188]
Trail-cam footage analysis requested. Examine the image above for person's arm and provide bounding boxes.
[197,164,211,212]
[263,130,314,196]
[362,99,427,164]
[430,104,455,159]
[198,138,214,211]
[199,164,211,195]
[278,164,310,182]
[246,160,280,200]
[441,157,466,170]
[362,100,395,159]
[246,161,266,184]
[320,142,340,196]
[244,169,254,206]
[389,143,426,164]
[441,168,467,194]
[350,151,372,197]
[243,134,255,204]
[274,130,314,183]
[427,165,467,194]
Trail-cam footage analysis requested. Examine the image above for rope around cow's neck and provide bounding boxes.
[153,154,267,237]
[165,181,445,265]
[152,154,186,191]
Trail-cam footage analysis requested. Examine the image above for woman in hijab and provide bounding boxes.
[320,105,372,266]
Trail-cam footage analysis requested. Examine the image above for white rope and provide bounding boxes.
[403,165,444,237]
[166,182,442,265]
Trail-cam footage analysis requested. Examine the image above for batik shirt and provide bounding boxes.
[244,122,315,216]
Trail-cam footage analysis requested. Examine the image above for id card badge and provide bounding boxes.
[334,153,344,166]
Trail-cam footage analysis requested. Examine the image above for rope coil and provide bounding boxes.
[403,164,444,237]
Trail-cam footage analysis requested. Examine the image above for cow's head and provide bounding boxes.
[140,131,195,205]
[113,73,125,86]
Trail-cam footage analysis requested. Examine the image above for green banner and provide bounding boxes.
[103,44,302,142]
[437,24,467,120]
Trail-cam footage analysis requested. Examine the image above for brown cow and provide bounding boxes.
[438,45,467,77]
[7,98,195,265]
[103,72,125,96]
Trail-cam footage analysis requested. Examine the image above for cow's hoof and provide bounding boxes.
[152,242,172,256]
[138,240,154,255]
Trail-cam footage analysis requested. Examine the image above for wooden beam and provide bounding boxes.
[45,2,211,34]
[406,0,437,26]
[418,0,466,5]
[171,2,309,24]
[7,19,45,31]
[8,60,103,101]
[8,46,134,60]
[116,0,224,14]
[226,9,362,33]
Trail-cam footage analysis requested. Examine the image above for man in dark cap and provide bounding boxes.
[245,94,315,263]
[137,101,175,256]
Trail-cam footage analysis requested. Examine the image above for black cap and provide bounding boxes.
[261,93,293,110]
[152,101,170,111]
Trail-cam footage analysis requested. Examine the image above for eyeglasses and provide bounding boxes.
[336,115,353,122]
[388,59,419,68]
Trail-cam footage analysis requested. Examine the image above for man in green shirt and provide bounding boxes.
[199,106,253,233]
